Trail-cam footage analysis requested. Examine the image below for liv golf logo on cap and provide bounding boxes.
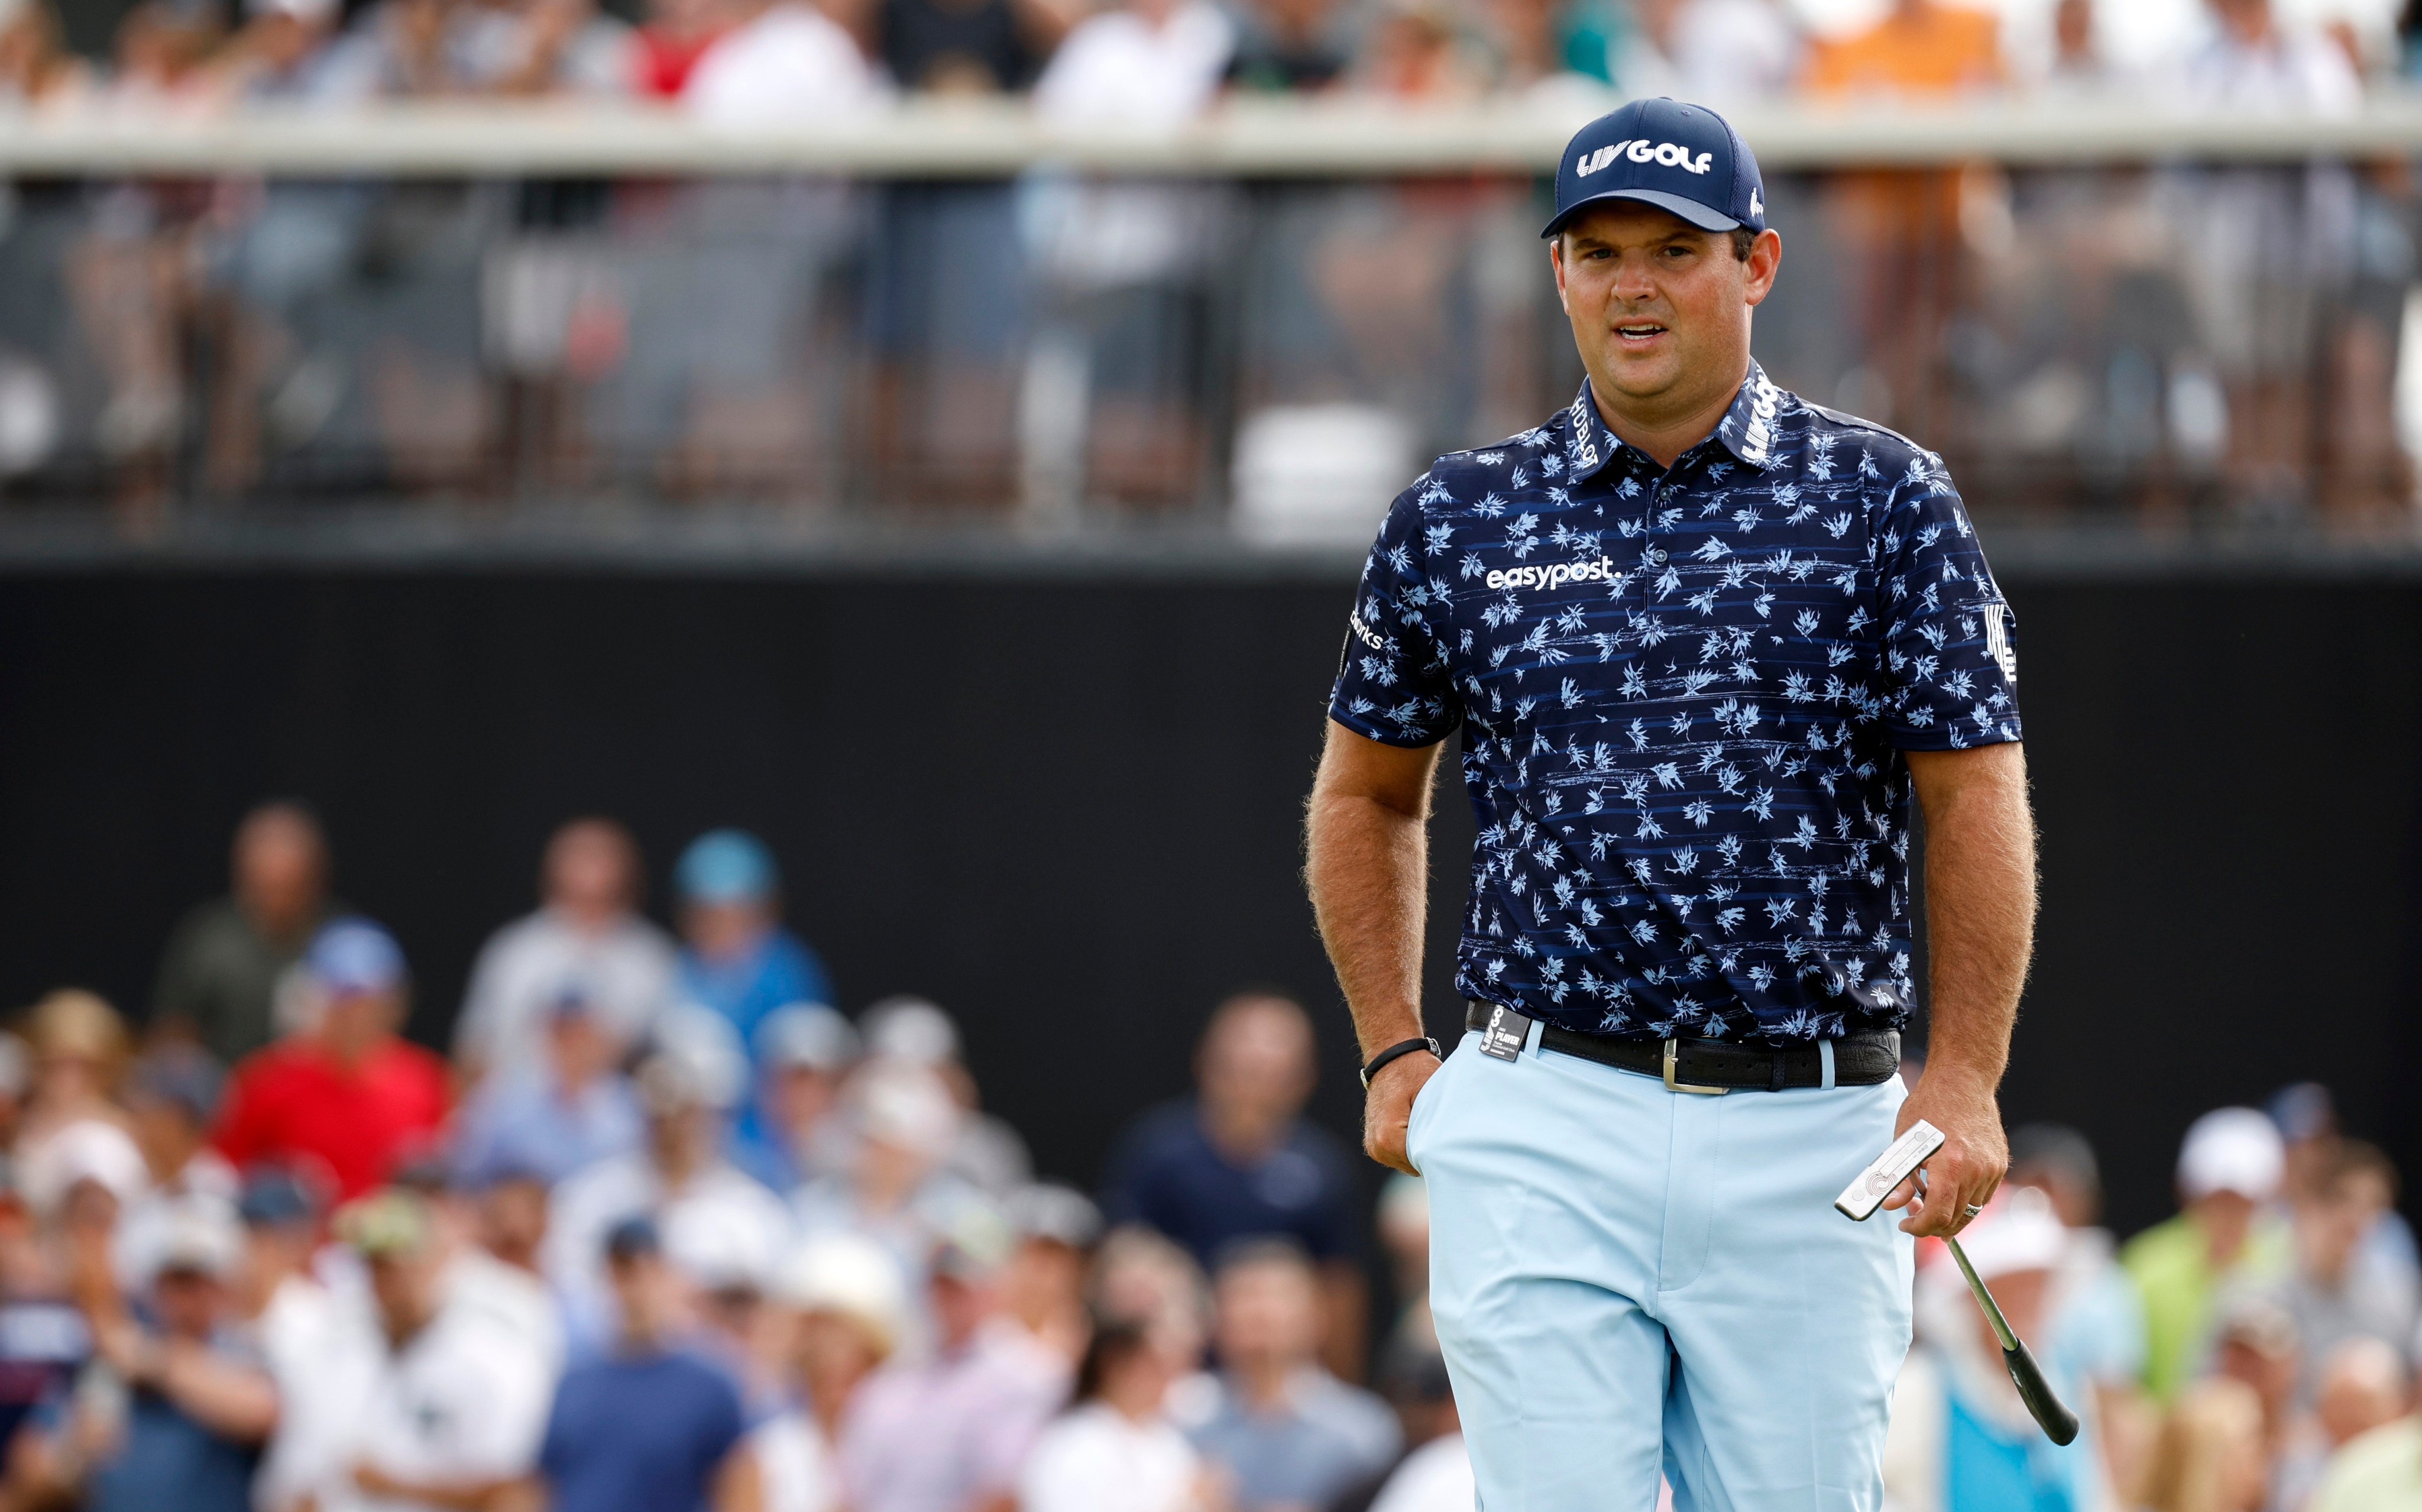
[1544,97,1767,240]
[1576,140,1715,178]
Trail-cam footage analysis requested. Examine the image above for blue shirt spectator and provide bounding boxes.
[1180,1239,1398,1512]
[537,1218,753,1512]
[541,1350,749,1512]
[1328,367,2022,1041]
[1102,995,1362,1270]
[87,1367,264,1512]
[1104,1103,1361,1267]
[673,830,834,1057]
[453,995,645,1189]
[85,1204,277,1512]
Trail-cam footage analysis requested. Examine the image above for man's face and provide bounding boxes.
[234,817,324,935]
[1213,1258,1318,1369]
[1198,1001,1315,1126]
[322,986,400,1057]
[546,1010,617,1086]
[682,898,773,960]
[1551,202,1777,419]
[478,1178,549,1266]
[547,824,634,919]
[154,1268,222,1338]
[2298,1186,2371,1286]
[608,1251,683,1341]
[930,1268,997,1344]
[367,1251,438,1338]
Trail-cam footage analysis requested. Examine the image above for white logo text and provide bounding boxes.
[1576,140,1714,179]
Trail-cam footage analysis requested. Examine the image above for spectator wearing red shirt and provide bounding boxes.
[632,0,730,96]
[213,918,448,1203]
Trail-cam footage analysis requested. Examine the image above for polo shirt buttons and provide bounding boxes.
[1652,548,1667,562]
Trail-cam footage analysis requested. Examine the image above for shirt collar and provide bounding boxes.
[1709,360,1787,472]
[1560,361,1787,483]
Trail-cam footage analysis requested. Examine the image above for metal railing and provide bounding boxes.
[0,98,2415,543]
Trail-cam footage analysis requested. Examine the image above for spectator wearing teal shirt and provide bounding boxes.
[1883,1192,2102,1512]
[672,830,834,1062]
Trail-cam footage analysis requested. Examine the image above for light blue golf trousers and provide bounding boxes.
[1407,1024,1915,1512]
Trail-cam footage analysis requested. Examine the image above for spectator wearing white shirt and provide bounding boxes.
[112,1045,239,1293]
[1021,0,1231,512]
[319,1190,556,1512]
[1019,1317,1210,1512]
[1032,0,1231,124]
[1619,0,1798,106]
[2162,0,2363,513]
[236,1168,351,1512]
[454,820,677,1084]
[682,0,883,123]
[1364,1433,1470,1512]
[545,1040,792,1354]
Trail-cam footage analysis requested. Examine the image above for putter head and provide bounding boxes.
[1834,1121,1945,1221]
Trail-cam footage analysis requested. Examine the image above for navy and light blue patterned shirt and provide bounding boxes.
[1329,364,2022,1044]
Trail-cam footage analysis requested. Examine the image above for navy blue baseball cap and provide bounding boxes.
[1543,98,1766,240]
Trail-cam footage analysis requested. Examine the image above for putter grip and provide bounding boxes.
[2002,1340,2081,1446]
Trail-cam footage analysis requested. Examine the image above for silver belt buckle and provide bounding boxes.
[1662,1038,1729,1095]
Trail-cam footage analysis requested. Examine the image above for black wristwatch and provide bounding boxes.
[1359,1035,1443,1091]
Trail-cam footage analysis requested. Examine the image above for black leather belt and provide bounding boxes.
[1463,1001,1899,1093]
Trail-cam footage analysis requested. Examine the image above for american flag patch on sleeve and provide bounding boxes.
[1983,603,2016,683]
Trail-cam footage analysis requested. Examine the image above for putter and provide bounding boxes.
[1836,1121,2081,1447]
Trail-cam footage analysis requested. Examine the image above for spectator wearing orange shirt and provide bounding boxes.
[1802,0,2003,442]
[1802,0,1999,97]
[213,918,448,1203]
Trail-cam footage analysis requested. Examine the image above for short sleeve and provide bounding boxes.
[1328,483,1461,748]
[695,1365,747,1470]
[1874,461,2022,750]
[536,1376,577,1481]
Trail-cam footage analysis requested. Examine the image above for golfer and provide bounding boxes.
[1304,97,2036,1512]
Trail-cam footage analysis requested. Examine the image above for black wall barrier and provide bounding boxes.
[1,565,2416,1239]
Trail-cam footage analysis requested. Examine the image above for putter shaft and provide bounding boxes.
[1944,1236,2019,1352]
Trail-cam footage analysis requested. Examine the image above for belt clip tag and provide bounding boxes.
[1479,1006,1530,1062]
[1662,1038,1730,1095]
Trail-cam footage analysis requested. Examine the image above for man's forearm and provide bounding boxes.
[1916,744,2036,1089]
[1305,775,1435,1057]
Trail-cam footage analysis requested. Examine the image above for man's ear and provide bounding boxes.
[1550,237,1569,315]
[1743,228,1783,309]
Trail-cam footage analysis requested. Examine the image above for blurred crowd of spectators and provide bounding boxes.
[1,0,2419,122]
[1,798,2421,1512]
[0,801,1466,1512]
[1889,1095,2422,1512]
[0,0,2411,524]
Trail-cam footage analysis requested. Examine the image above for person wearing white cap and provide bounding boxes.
[731,1002,861,1192]
[542,1022,792,1352]
[838,1205,1070,1512]
[860,997,1032,1199]
[1882,1190,2102,1512]
[752,1233,914,1512]
[792,1061,985,1316]
[2122,1108,2292,1403]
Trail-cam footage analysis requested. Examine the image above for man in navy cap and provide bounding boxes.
[1305,98,2036,1511]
